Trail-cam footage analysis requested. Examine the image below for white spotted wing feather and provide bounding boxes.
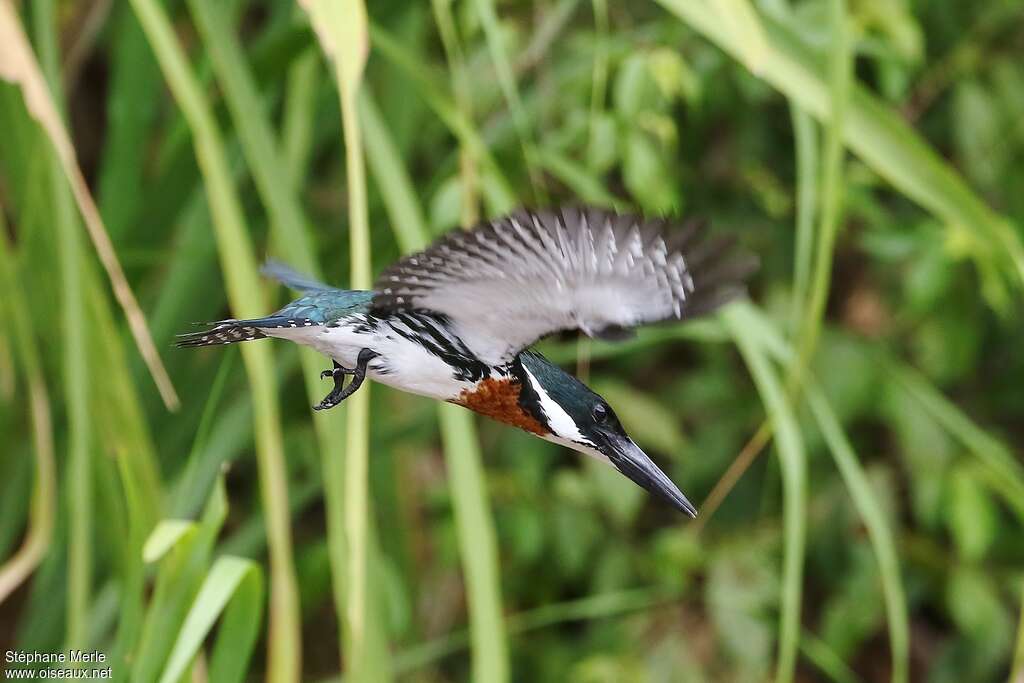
[372,207,755,365]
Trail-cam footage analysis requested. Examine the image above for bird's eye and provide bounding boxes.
[592,404,608,424]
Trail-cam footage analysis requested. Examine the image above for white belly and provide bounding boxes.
[263,319,474,401]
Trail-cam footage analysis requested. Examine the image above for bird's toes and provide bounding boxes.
[320,369,334,380]
[313,397,340,411]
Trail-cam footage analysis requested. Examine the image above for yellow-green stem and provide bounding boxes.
[32,0,91,653]
[128,0,302,678]
[334,1,374,677]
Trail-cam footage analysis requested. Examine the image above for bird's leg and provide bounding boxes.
[313,349,378,411]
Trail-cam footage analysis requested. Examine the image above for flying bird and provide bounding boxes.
[177,207,756,516]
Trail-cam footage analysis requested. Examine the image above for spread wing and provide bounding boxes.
[371,207,756,365]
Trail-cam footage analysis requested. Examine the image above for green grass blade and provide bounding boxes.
[711,0,769,75]
[0,0,179,411]
[881,355,1024,520]
[806,389,909,683]
[533,149,619,208]
[207,558,265,683]
[368,22,517,210]
[361,89,509,683]
[183,5,366,672]
[471,0,544,196]
[732,304,911,683]
[360,93,432,254]
[438,404,510,682]
[133,480,228,681]
[172,353,235,516]
[788,104,817,332]
[30,0,92,654]
[282,49,319,190]
[96,6,160,241]
[799,631,862,683]
[722,305,806,683]
[127,1,302,679]
[143,520,195,565]
[158,557,264,683]
[1013,587,1024,683]
[587,0,608,171]
[298,2,388,680]
[338,7,376,681]
[389,585,680,677]
[186,0,316,271]
[655,0,1024,291]
[85,267,163,530]
[792,0,850,381]
[0,215,56,605]
[431,0,480,225]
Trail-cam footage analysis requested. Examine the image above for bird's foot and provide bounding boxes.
[313,350,379,411]
[315,361,350,410]
[319,360,356,382]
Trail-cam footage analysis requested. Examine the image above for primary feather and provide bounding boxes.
[371,207,755,365]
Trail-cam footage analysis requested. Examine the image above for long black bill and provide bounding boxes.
[605,435,697,517]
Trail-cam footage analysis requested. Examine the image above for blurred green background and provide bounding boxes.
[1,0,1024,681]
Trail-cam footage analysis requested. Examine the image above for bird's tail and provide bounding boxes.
[175,316,294,348]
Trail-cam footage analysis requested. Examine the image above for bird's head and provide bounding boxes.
[515,351,697,517]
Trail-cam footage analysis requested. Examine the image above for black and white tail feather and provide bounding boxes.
[175,323,267,347]
[176,263,334,348]
[174,316,314,347]
[371,207,756,365]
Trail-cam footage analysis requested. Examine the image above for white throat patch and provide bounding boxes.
[521,366,607,462]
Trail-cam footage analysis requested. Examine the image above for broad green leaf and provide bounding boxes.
[622,129,679,212]
[945,566,1012,678]
[614,54,661,118]
[132,478,228,682]
[158,557,264,683]
[946,465,998,562]
[143,520,195,564]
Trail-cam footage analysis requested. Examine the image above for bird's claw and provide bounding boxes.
[313,397,338,411]
[312,350,378,412]
[320,361,356,381]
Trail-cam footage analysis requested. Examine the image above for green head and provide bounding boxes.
[514,351,697,517]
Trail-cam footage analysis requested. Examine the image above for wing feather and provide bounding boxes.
[372,207,756,364]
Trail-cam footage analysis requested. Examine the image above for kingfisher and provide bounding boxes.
[178,207,755,516]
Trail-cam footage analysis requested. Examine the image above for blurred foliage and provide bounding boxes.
[1,0,1024,682]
